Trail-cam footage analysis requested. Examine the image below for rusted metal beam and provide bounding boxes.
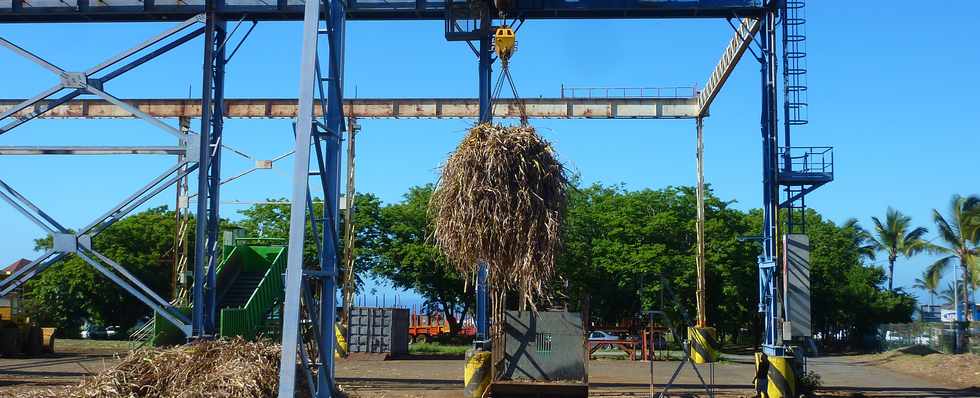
[0,146,183,155]
[0,97,699,120]
[698,17,761,116]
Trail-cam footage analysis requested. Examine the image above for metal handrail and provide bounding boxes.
[778,146,833,175]
[128,318,156,349]
[560,85,698,99]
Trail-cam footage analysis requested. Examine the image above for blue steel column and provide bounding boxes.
[478,13,492,123]
[476,262,488,340]
[278,0,338,395]
[318,0,345,394]
[193,7,226,338]
[475,10,492,342]
[206,15,226,336]
[758,1,781,355]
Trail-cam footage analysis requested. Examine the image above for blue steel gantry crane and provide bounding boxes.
[0,1,833,397]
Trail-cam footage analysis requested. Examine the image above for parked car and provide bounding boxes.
[588,330,620,341]
[81,325,108,340]
[649,333,668,349]
[105,326,120,339]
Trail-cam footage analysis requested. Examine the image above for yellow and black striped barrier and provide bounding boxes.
[755,353,796,398]
[335,324,348,358]
[687,326,719,364]
[464,349,491,398]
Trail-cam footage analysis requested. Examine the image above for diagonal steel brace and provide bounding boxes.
[0,15,206,136]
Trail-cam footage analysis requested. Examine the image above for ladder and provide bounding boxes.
[783,0,808,126]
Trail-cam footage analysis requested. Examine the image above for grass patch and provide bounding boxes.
[56,339,131,353]
[409,342,469,356]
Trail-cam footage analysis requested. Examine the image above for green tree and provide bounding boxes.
[371,185,473,335]
[863,208,932,291]
[237,194,384,316]
[940,283,958,307]
[556,183,758,342]
[805,210,915,349]
[925,195,980,321]
[842,218,878,261]
[912,269,940,307]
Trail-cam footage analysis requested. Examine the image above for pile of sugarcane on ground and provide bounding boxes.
[431,123,568,351]
[24,338,303,398]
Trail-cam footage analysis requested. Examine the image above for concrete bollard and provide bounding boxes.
[688,326,719,364]
[464,349,491,398]
[755,352,796,398]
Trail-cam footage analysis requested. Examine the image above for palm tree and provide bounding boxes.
[912,269,941,307]
[925,195,980,321]
[843,218,877,262]
[865,208,932,291]
[940,282,958,307]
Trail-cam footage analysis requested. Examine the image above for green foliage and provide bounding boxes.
[558,185,914,349]
[925,195,980,320]
[797,369,823,396]
[236,194,383,292]
[912,270,941,306]
[809,211,915,348]
[859,208,933,290]
[557,183,757,340]
[408,342,469,356]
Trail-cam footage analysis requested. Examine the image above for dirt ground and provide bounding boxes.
[337,355,979,398]
[2,344,978,397]
[0,339,127,396]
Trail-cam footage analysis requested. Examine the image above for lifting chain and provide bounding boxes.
[490,24,528,126]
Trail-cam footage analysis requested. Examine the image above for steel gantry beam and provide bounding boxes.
[0,97,701,119]
[0,0,763,23]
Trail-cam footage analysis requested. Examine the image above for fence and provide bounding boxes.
[878,322,980,354]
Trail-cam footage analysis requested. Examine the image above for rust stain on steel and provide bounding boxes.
[0,98,698,119]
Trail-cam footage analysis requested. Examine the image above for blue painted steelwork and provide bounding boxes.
[278,0,346,396]
[757,0,781,355]
[318,0,346,392]
[476,263,488,340]
[0,0,762,23]
[475,3,492,345]
[193,6,227,338]
[0,18,206,337]
[757,0,832,357]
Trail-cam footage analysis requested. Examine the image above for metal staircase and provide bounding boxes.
[219,272,265,309]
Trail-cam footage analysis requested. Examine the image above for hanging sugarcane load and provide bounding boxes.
[432,6,587,395]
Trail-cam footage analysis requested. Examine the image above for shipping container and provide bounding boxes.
[348,307,409,355]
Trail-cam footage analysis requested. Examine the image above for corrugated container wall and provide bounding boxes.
[348,307,409,355]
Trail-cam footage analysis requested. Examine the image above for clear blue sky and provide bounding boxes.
[1,1,978,309]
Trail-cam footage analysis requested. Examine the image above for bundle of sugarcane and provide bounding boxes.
[431,123,567,309]
[25,338,297,398]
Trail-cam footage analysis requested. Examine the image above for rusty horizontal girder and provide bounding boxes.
[0,97,699,120]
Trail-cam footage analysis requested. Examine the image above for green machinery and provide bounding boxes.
[153,239,287,345]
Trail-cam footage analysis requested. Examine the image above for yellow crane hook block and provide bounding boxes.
[494,26,516,63]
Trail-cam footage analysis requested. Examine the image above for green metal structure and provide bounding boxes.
[154,239,286,345]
